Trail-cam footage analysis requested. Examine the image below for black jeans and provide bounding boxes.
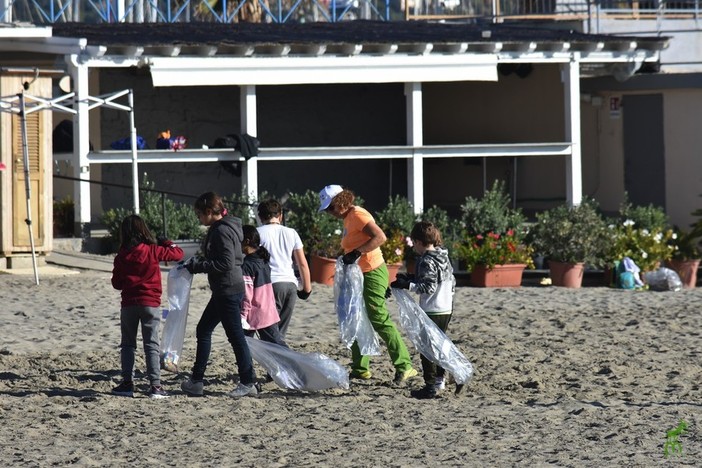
[421,313,452,386]
[245,323,288,348]
[192,292,256,385]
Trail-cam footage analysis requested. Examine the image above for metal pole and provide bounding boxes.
[128,90,140,214]
[19,92,39,285]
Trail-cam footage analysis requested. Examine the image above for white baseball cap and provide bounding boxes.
[318,184,343,212]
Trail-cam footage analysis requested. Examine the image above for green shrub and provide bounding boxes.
[101,176,202,250]
[459,180,526,240]
[531,198,609,267]
[285,189,344,258]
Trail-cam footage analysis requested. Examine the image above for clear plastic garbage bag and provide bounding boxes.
[246,337,349,391]
[333,258,381,356]
[161,266,193,372]
[643,267,683,292]
[392,289,474,385]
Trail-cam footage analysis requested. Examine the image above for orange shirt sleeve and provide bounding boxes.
[341,206,384,272]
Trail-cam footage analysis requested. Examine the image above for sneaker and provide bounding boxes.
[435,377,446,391]
[349,370,372,380]
[181,379,204,396]
[149,385,169,399]
[112,381,134,397]
[227,382,258,398]
[411,385,438,400]
[393,368,418,384]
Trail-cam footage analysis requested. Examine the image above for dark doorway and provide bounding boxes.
[622,94,666,208]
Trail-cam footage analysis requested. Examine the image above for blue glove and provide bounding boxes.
[342,250,362,265]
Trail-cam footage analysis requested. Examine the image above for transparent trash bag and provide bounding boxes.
[333,258,381,356]
[643,267,683,292]
[246,337,349,391]
[161,266,193,372]
[392,289,474,385]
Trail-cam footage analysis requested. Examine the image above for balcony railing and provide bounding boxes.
[1,0,699,23]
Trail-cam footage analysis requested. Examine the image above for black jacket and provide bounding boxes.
[190,215,245,296]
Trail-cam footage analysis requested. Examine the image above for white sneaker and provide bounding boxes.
[181,379,204,396]
[227,383,258,398]
[435,377,446,391]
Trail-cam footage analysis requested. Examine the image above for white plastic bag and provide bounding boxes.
[333,258,381,356]
[161,266,193,372]
[643,267,683,292]
[246,337,349,391]
[392,289,474,385]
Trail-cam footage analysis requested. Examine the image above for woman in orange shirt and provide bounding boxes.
[319,185,417,384]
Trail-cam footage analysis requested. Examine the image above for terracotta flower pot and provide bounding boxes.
[386,262,403,284]
[470,264,526,288]
[666,258,700,289]
[310,254,337,286]
[548,261,585,288]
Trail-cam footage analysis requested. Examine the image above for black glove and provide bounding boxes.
[178,258,195,273]
[157,236,170,247]
[297,289,311,300]
[342,249,362,265]
[396,273,415,282]
[390,278,410,289]
[385,287,392,299]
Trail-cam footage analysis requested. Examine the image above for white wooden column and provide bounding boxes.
[241,85,258,201]
[563,57,582,207]
[68,55,92,228]
[405,82,424,214]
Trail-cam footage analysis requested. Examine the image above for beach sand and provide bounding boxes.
[1,265,701,466]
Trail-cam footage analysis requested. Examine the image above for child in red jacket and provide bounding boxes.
[111,214,184,398]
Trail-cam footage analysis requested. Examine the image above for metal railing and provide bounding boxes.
[1,0,699,23]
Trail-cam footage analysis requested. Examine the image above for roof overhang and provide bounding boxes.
[144,53,499,86]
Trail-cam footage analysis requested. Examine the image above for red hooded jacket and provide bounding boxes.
[111,241,184,307]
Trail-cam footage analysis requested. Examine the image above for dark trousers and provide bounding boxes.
[421,313,452,386]
[192,292,256,385]
[245,323,289,348]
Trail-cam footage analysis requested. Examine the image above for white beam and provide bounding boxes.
[241,85,257,202]
[563,58,582,207]
[148,55,498,86]
[67,55,92,227]
[84,143,572,164]
[405,82,423,215]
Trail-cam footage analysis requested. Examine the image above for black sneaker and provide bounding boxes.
[410,385,438,400]
[112,381,134,397]
[149,385,169,399]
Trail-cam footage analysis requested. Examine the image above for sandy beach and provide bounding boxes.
[1,262,701,466]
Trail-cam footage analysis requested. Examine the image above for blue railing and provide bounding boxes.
[1,0,699,23]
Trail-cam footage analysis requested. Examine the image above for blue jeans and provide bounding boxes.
[192,293,255,385]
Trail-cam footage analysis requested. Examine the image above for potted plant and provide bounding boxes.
[603,201,677,279]
[375,195,416,282]
[530,198,609,288]
[454,180,532,287]
[666,228,701,288]
[665,199,702,288]
[456,230,534,287]
[285,189,344,285]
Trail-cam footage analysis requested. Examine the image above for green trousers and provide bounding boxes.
[351,263,413,374]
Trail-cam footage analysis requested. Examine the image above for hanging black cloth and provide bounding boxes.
[214,133,260,177]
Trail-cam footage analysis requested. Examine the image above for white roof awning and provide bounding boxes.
[145,53,499,86]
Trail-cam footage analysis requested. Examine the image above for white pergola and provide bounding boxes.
[1,24,665,226]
